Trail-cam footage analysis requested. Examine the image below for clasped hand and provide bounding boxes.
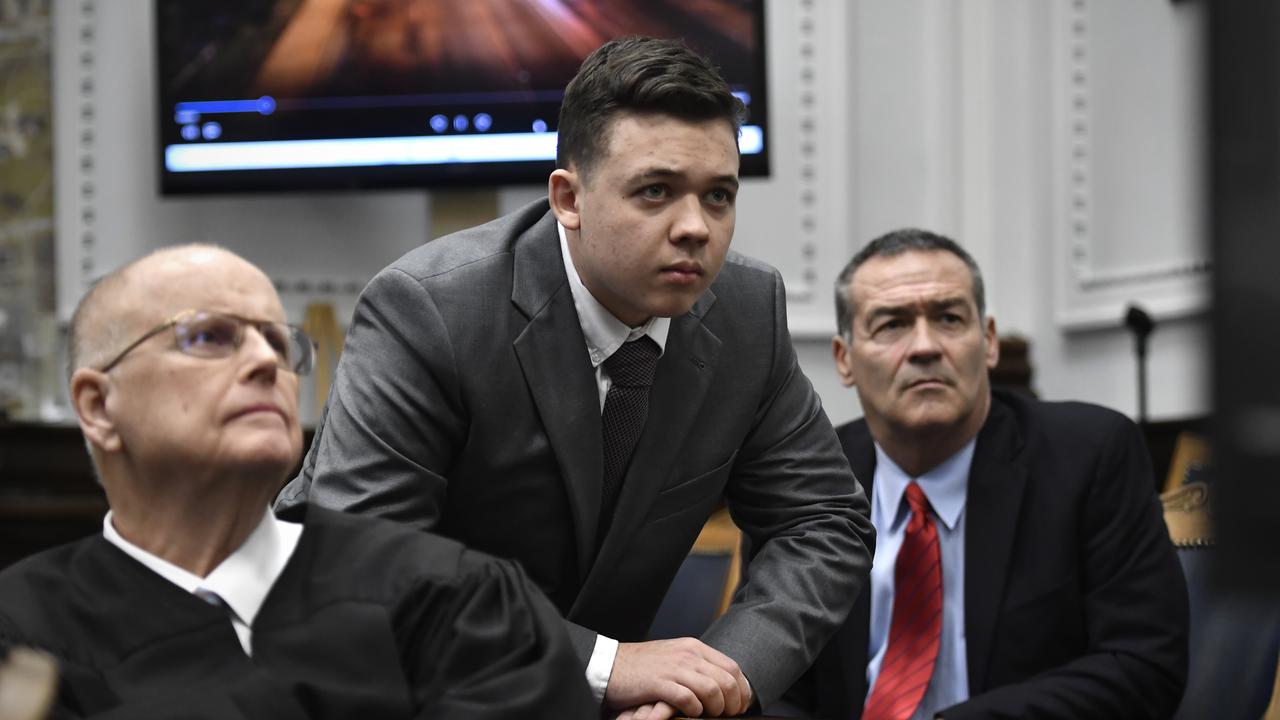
[606,638,752,720]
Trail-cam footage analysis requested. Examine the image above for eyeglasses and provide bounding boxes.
[98,309,316,376]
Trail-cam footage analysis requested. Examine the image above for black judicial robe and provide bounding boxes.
[0,506,594,719]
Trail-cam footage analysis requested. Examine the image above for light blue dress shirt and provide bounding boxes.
[866,440,975,720]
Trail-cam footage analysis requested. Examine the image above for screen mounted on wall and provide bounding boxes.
[156,0,770,195]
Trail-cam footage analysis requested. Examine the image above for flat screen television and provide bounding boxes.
[155,0,770,195]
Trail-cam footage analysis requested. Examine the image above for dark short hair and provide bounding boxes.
[556,36,746,177]
[834,228,986,338]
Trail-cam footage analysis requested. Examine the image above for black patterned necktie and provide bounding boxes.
[598,335,661,541]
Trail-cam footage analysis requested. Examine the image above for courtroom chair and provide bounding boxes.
[1162,430,1211,494]
[989,334,1035,398]
[1163,477,1280,719]
[646,507,742,640]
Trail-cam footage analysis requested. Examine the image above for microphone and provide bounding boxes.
[1124,304,1155,426]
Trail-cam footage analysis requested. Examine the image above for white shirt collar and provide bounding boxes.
[102,507,302,630]
[558,221,670,367]
[872,439,975,532]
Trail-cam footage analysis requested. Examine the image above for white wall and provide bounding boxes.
[51,0,1210,426]
[813,0,1209,426]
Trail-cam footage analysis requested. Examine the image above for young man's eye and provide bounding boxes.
[706,188,735,205]
[641,185,667,200]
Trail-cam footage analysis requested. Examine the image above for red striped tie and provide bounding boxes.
[863,482,942,720]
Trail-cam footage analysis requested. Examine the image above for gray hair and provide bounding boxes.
[834,228,986,339]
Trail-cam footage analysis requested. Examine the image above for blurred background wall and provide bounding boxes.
[0,0,1208,429]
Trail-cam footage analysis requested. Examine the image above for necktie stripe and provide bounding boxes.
[878,625,941,679]
[894,555,942,594]
[863,482,943,720]
[874,664,935,705]
[883,573,940,629]
[879,605,941,657]
[874,620,942,683]
[894,526,938,566]
[874,652,936,695]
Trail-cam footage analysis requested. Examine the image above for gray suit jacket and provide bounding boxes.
[276,199,874,705]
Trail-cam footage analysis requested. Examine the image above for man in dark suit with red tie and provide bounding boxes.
[781,229,1188,719]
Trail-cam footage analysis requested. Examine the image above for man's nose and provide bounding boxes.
[240,326,281,381]
[906,318,943,360]
[670,194,711,244]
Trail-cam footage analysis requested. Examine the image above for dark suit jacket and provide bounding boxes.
[787,390,1188,719]
[275,199,874,705]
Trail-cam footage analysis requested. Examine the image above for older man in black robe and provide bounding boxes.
[0,245,592,719]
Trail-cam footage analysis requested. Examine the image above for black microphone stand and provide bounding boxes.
[1124,304,1155,428]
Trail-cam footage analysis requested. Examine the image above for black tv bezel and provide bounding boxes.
[154,2,771,196]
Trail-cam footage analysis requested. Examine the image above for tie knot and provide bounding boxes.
[905,482,931,517]
[194,588,226,608]
[604,336,660,387]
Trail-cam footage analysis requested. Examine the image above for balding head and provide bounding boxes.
[68,244,302,502]
[67,244,272,380]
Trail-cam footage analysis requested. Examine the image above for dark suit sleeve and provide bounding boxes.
[277,267,463,531]
[397,554,596,719]
[941,417,1188,720]
[701,267,875,707]
[275,268,606,669]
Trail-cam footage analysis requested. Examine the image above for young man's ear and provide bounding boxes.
[70,368,121,454]
[547,168,582,231]
[832,334,857,388]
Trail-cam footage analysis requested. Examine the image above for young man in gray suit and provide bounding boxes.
[277,36,874,720]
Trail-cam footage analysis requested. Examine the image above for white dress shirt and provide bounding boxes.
[559,222,670,701]
[866,441,974,719]
[102,507,303,656]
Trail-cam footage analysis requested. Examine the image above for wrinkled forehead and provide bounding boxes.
[851,250,978,313]
[123,249,284,326]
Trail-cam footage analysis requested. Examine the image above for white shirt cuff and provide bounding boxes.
[585,634,619,703]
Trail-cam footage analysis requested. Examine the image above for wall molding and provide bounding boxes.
[1052,0,1210,330]
[786,0,820,307]
[57,0,99,314]
[777,0,853,339]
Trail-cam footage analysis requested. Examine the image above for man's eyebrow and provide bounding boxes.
[927,297,969,311]
[864,304,912,322]
[631,167,740,190]
[864,296,970,320]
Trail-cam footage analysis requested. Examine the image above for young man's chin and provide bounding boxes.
[646,292,704,320]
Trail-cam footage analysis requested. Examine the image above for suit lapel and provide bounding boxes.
[962,398,1027,693]
[838,424,877,716]
[510,210,603,582]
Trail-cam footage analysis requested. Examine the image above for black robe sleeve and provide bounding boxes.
[395,551,596,719]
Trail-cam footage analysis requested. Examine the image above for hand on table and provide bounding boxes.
[604,637,752,717]
[613,701,676,720]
